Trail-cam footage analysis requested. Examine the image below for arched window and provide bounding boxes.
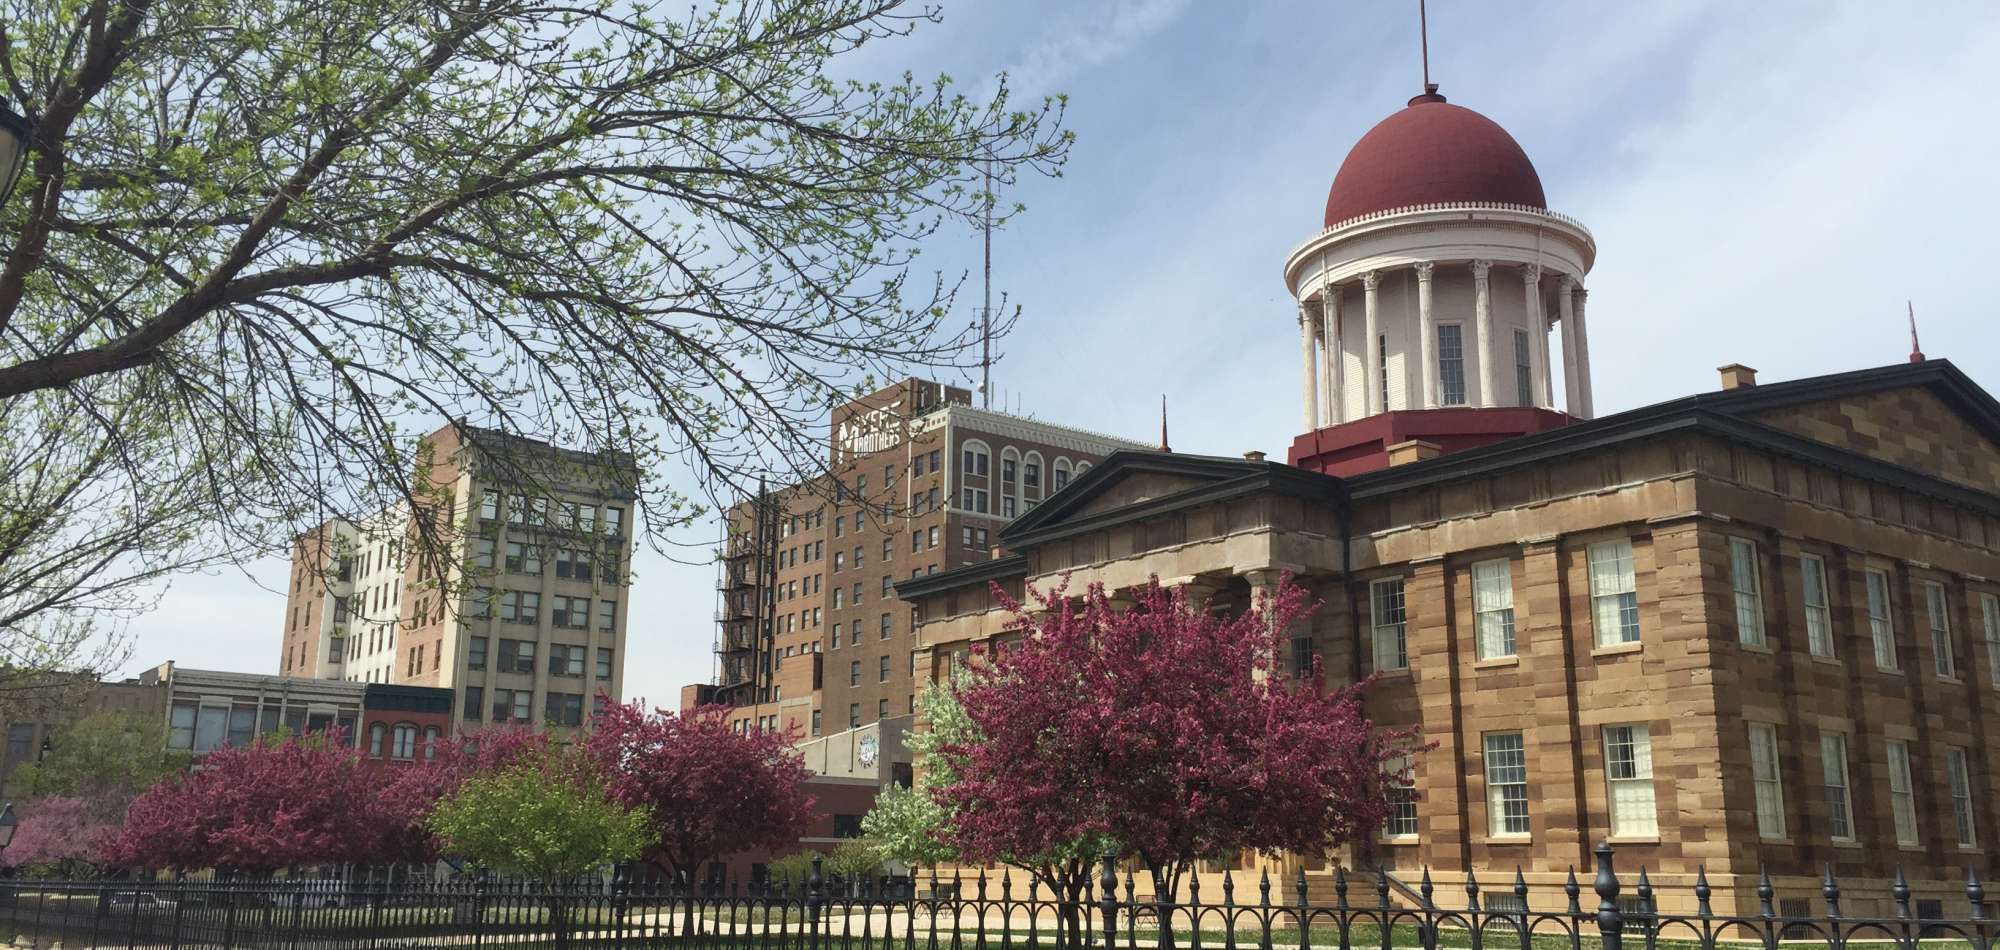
[367,723,386,757]
[1053,458,1073,492]
[959,440,992,513]
[391,724,418,760]
[422,726,441,761]
[999,447,1021,518]
[1022,452,1044,505]
[1076,461,1092,475]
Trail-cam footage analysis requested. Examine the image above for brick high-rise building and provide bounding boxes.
[280,422,638,733]
[687,379,1153,741]
[899,81,2000,916]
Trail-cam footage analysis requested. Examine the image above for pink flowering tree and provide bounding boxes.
[0,796,122,877]
[937,575,1417,918]
[112,731,393,873]
[584,696,815,933]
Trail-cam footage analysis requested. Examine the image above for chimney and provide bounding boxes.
[1718,363,1758,390]
[1385,439,1442,466]
[1243,450,1267,462]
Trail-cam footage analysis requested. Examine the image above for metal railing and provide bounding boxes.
[0,843,1991,949]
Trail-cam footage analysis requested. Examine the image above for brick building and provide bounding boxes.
[280,422,638,735]
[687,379,1151,741]
[898,82,2000,917]
[143,662,454,766]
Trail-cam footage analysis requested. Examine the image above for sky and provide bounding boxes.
[120,1,2000,707]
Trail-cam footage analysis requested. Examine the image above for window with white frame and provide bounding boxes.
[1484,732,1529,835]
[1589,540,1640,646]
[1604,725,1658,838]
[1730,538,1765,647]
[1820,732,1854,841]
[1472,559,1515,660]
[1800,555,1834,658]
[1437,324,1467,406]
[1886,739,1919,847]
[1925,582,1955,678]
[1948,747,1978,848]
[1748,722,1786,839]
[1983,593,2000,686]
[1384,755,1418,837]
[1371,579,1407,672]
[1866,570,1898,670]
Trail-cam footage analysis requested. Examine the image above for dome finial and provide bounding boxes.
[1419,0,1431,92]
[1908,300,1926,363]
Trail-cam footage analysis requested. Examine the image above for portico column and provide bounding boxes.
[1523,264,1550,408]
[1241,568,1288,679]
[1558,275,1581,416]
[1471,260,1494,407]
[1415,262,1437,409]
[1298,304,1319,431]
[1362,271,1382,415]
[1320,286,1342,424]
[1573,287,1594,418]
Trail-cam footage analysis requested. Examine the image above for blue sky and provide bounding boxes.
[125,1,2000,706]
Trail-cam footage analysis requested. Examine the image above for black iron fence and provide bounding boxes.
[0,843,1992,949]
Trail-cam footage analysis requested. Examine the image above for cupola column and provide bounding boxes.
[1415,262,1437,409]
[1362,271,1383,415]
[1522,265,1550,408]
[1320,285,1343,423]
[1573,287,1594,418]
[1558,275,1582,416]
[1298,304,1319,431]
[1471,260,1494,407]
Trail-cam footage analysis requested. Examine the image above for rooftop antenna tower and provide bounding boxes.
[981,161,994,409]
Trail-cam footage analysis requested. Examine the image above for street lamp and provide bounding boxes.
[0,803,16,851]
[0,97,32,208]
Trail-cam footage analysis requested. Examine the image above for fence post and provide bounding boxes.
[1592,842,1622,950]
[287,882,305,950]
[1100,852,1119,950]
[612,871,628,950]
[365,876,386,950]
[809,856,824,950]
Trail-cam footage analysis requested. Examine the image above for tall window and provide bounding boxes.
[1983,593,2000,685]
[1819,732,1854,841]
[1925,582,1955,678]
[1801,555,1834,658]
[1384,756,1419,837]
[1589,540,1640,646]
[1377,333,1389,410]
[1886,739,1919,847]
[1866,569,1898,670]
[1730,538,1765,646]
[1948,747,1978,848]
[1371,579,1407,672]
[1483,732,1529,835]
[1513,329,1534,407]
[962,446,989,477]
[1472,559,1516,659]
[1437,324,1466,406]
[849,660,860,687]
[391,725,417,760]
[1604,725,1658,837]
[1748,722,1786,838]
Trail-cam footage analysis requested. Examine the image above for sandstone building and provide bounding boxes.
[898,83,2000,917]
[280,423,638,733]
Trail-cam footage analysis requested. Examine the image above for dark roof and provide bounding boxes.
[896,554,1028,601]
[1000,450,1345,549]
[1347,359,2000,510]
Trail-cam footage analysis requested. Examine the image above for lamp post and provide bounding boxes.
[0,802,15,852]
[0,96,32,208]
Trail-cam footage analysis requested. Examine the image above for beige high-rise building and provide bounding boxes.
[280,422,638,732]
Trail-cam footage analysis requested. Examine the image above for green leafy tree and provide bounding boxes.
[765,850,818,891]
[824,838,884,894]
[861,682,962,869]
[12,711,190,800]
[0,0,1072,648]
[426,750,647,884]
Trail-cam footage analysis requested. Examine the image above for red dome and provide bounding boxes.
[1323,92,1546,228]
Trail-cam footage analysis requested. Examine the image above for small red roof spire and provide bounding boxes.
[1159,395,1171,453]
[1908,300,1926,363]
